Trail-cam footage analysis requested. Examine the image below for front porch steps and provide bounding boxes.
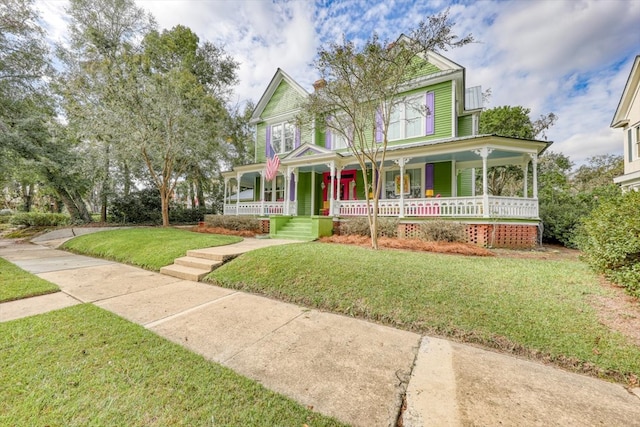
[159,252,227,282]
[273,217,315,240]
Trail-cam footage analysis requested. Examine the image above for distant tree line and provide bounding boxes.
[0,0,253,225]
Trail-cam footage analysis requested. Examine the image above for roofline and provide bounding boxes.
[250,68,309,124]
[611,55,640,128]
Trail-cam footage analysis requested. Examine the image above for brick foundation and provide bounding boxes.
[335,219,539,249]
[259,219,270,234]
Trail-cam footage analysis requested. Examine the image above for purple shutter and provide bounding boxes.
[266,125,273,158]
[425,92,434,135]
[289,173,295,201]
[425,163,434,189]
[325,129,332,149]
[295,127,301,148]
[375,109,383,143]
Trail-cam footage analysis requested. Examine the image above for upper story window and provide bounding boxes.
[271,122,295,154]
[325,115,351,150]
[385,92,434,142]
[636,126,640,160]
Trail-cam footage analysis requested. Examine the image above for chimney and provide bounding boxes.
[313,79,326,91]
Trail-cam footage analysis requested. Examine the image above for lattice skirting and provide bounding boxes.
[260,219,270,234]
[333,220,539,249]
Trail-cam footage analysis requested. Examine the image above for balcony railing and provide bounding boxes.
[224,196,538,219]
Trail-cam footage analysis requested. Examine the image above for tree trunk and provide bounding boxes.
[70,188,92,222]
[100,142,110,222]
[196,176,205,209]
[160,186,170,226]
[21,183,32,212]
[123,161,131,196]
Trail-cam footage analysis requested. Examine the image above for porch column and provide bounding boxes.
[236,172,242,215]
[223,177,229,215]
[260,171,265,216]
[530,153,538,198]
[329,161,336,216]
[474,148,493,218]
[294,169,299,216]
[311,167,316,215]
[285,166,293,215]
[395,158,406,218]
[522,162,529,198]
[336,166,342,203]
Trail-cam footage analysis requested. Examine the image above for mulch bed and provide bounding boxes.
[318,235,495,256]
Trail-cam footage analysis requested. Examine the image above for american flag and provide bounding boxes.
[265,154,280,181]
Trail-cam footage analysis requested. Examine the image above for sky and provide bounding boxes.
[35,0,640,166]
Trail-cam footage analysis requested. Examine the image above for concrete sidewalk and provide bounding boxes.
[1,234,639,426]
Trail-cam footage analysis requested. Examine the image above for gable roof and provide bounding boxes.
[250,68,309,124]
[611,55,640,128]
[396,34,464,72]
[283,142,334,160]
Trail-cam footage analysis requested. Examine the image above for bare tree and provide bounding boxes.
[300,10,472,248]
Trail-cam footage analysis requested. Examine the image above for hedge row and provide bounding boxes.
[576,191,640,297]
[9,212,70,227]
[339,217,466,242]
[203,215,261,232]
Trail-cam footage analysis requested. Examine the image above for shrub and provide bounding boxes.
[169,207,211,224]
[9,212,70,227]
[203,215,261,232]
[419,220,466,242]
[539,184,621,248]
[339,217,398,237]
[575,191,640,297]
[110,188,162,224]
[0,210,12,224]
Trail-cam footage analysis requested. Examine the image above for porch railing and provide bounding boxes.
[223,196,538,219]
[223,201,296,216]
[336,196,538,219]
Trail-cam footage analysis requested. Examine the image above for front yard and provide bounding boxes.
[0,304,344,426]
[206,242,640,383]
[0,257,59,303]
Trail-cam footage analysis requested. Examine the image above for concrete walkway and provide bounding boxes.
[1,231,640,426]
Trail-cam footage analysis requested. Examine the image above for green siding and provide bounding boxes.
[254,176,261,201]
[457,168,473,196]
[256,122,266,163]
[262,81,304,118]
[407,56,445,79]
[433,161,452,197]
[458,115,472,137]
[314,173,324,215]
[386,81,453,148]
[297,172,312,216]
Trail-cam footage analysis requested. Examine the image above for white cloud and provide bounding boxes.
[34,0,640,166]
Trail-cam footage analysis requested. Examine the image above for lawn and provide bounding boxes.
[0,304,345,427]
[61,227,242,271]
[206,242,640,382]
[0,257,59,303]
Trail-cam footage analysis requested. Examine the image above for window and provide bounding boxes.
[636,126,640,160]
[326,115,352,150]
[264,175,285,201]
[386,95,430,141]
[384,167,423,199]
[270,122,295,154]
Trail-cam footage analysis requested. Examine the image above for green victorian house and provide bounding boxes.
[222,50,551,248]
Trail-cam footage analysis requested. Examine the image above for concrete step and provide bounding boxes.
[159,264,210,282]
[186,249,239,262]
[174,256,222,270]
